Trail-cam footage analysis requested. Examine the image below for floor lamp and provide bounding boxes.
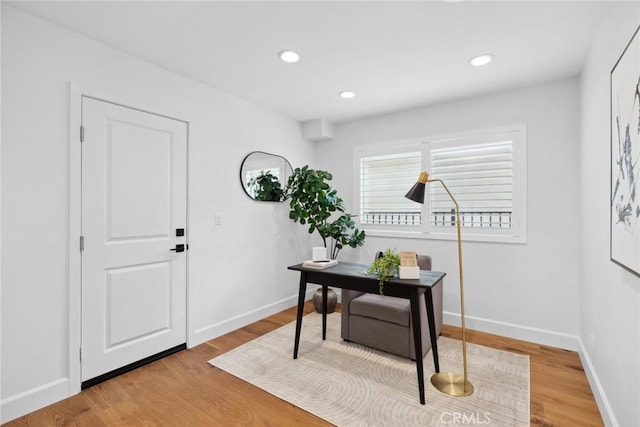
[405,171,474,397]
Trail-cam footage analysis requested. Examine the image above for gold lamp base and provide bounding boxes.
[431,372,474,397]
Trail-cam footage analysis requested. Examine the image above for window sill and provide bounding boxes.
[362,228,527,245]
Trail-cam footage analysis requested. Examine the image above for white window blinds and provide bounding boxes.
[359,151,421,226]
[428,141,513,228]
[354,124,526,243]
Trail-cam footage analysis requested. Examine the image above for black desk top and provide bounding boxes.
[288,261,445,290]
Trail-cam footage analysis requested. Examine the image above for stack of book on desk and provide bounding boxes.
[302,259,338,270]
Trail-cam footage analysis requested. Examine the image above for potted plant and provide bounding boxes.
[286,165,366,313]
[248,171,286,201]
[286,165,365,259]
[367,248,401,295]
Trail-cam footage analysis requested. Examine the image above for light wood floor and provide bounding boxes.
[5,302,602,426]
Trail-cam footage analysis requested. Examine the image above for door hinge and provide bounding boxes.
[80,346,83,362]
[80,235,85,252]
[80,126,85,142]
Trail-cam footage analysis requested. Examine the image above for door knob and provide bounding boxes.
[170,244,185,253]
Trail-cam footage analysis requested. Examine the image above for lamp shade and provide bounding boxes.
[404,181,425,204]
[405,171,428,203]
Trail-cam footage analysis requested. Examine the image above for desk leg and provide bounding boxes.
[425,288,440,373]
[293,273,307,359]
[322,285,327,340]
[410,289,426,405]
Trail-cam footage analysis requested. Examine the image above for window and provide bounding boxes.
[428,140,513,229]
[360,151,422,226]
[354,125,527,243]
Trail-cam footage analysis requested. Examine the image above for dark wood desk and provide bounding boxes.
[288,262,446,405]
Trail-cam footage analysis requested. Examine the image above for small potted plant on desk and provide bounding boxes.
[367,248,401,295]
[286,165,366,313]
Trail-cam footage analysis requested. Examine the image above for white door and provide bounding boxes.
[81,97,187,382]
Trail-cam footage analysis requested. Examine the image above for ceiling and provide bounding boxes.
[9,1,615,124]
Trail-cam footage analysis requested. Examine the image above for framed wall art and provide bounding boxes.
[611,25,640,276]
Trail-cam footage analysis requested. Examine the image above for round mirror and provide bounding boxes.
[240,151,293,202]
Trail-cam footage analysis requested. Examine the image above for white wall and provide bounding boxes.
[580,3,640,426]
[317,78,582,349]
[4,2,638,424]
[1,5,313,422]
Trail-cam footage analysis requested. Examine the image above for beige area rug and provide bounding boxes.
[208,312,529,426]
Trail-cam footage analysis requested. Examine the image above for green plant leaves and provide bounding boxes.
[286,166,366,258]
[247,171,286,201]
[366,248,400,294]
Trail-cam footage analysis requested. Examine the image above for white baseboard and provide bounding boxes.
[443,311,579,351]
[0,290,316,423]
[11,297,589,424]
[189,289,316,347]
[443,312,616,424]
[577,338,617,427]
[1,378,69,424]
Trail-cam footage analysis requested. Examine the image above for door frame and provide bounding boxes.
[68,84,191,395]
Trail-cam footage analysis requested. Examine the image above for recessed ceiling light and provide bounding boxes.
[278,50,300,63]
[469,54,494,67]
[339,91,355,99]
